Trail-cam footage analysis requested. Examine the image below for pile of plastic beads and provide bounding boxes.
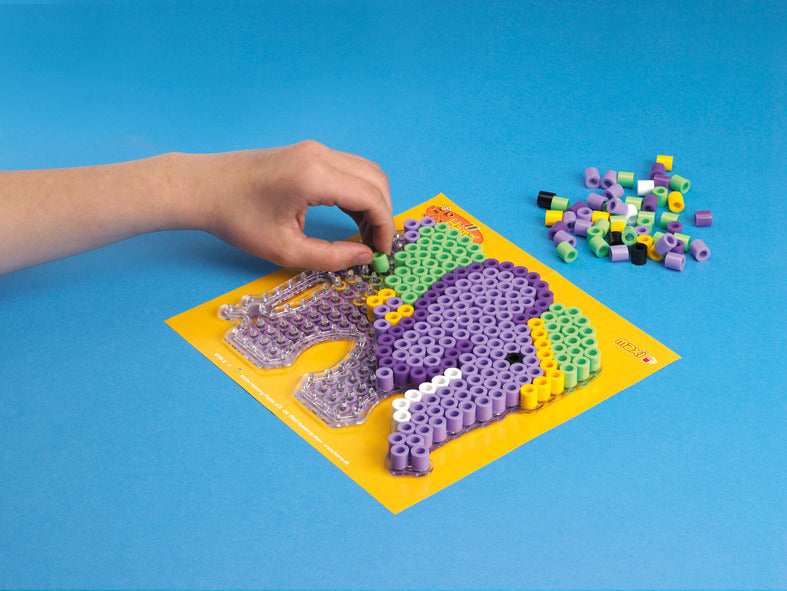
[219,215,603,476]
[539,155,712,270]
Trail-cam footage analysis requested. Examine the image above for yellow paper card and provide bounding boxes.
[166,195,679,514]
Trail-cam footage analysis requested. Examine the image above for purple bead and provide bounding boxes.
[567,201,587,215]
[552,230,577,247]
[602,183,624,200]
[403,218,420,232]
[373,319,390,336]
[635,225,650,236]
[503,382,520,407]
[409,366,427,387]
[410,446,430,473]
[419,216,436,227]
[490,390,507,415]
[376,367,394,392]
[476,396,493,422]
[586,192,608,211]
[642,193,658,212]
[692,210,712,228]
[389,444,409,470]
[653,173,671,188]
[378,333,396,347]
[609,244,629,262]
[415,424,433,448]
[429,416,448,442]
[664,251,686,271]
[667,221,683,234]
[393,363,410,388]
[601,169,617,189]
[606,197,627,215]
[584,167,601,188]
[576,207,593,221]
[690,238,711,261]
[561,210,577,229]
[445,408,463,433]
[547,220,570,240]
[650,162,666,179]
[388,431,407,449]
[670,239,685,254]
[654,233,677,255]
[459,400,476,426]
[404,230,420,244]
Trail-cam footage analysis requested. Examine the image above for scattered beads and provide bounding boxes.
[538,156,712,270]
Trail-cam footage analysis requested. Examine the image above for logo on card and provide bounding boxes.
[614,337,657,364]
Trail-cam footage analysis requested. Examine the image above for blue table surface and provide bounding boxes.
[1,1,785,588]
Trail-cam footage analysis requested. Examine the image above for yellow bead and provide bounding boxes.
[610,220,626,234]
[656,154,673,171]
[396,304,414,317]
[527,317,545,331]
[647,245,665,262]
[637,234,654,247]
[668,190,685,212]
[366,295,384,321]
[384,311,402,325]
[533,376,551,402]
[520,384,539,410]
[591,211,610,223]
[377,288,396,300]
[547,369,565,395]
[545,210,563,226]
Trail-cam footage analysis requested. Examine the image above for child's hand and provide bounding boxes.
[189,140,395,271]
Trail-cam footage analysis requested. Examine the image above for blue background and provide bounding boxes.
[1,1,785,588]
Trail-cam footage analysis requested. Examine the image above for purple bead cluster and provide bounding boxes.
[374,258,554,393]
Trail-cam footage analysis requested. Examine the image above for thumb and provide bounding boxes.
[291,236,374,272]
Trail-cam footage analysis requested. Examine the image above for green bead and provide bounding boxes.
[418,225,434,237]
[622,226,638,246]
[393,250,409,266]
[660,211,680,229]
[589,235,610,257]
[584,348,602,372]
[393,265,411,277]
[372,252,390,273]
[384,274,401,289]
[593,217,610,235]
[617,171,635,188]
[609,214,627,226]
[549,303,566,315]
[470,252,486,262]
[417,236,433,249]
[403,243,419,253]
[562,363,578,389]
[400,291,418,306]
[456,256,472,267]
[556,241,578,263]
[551,196,570,211]
[652,186,668,207]
[637,211,655,228]
[669,174,690,193]
[540,311,558,323]
[456,235,473,247]
[575,357,591,381]
[434,222,451,233]
[586,226,603,240]
[625,195,643,209]
[674,232,692,250]
[554,353,571,366]
[465,243,481,253]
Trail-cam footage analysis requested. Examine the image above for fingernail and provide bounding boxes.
[353,253,372,266]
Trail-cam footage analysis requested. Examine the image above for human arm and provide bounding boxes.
[0,140,395,275]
